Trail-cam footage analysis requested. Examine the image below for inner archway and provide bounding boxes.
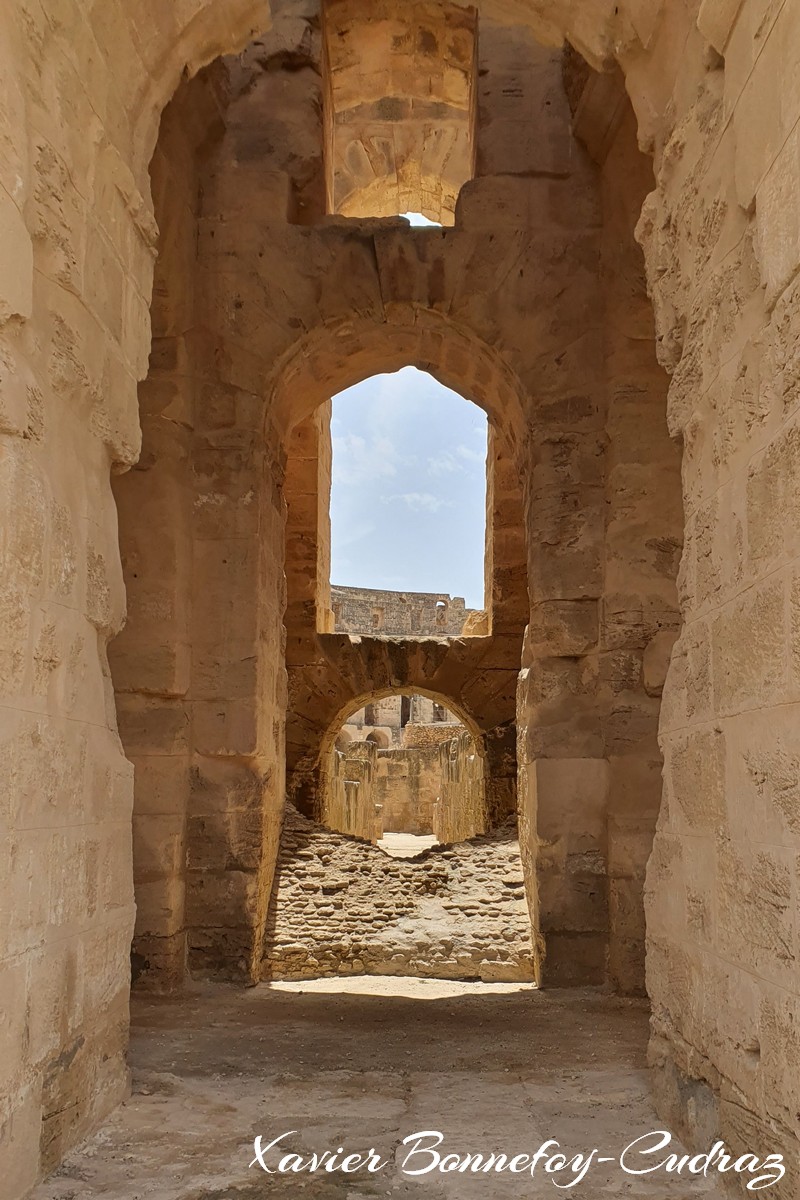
[279,329,529,838]
[263,688,534,983]
[321,691,487,853]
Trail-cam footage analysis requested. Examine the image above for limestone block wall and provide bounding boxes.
[495,20,614,989]
[324,746,382,842]
[0,0,284,1186]
[262,805,534,981]
[435,731,487,844]
[331,585,478,636]
[110,70,223,991]
[597,99,681,995]
[285,407,334,640]
[638,1,800,1170]
[113,18,314,987]
[521,65,682,995]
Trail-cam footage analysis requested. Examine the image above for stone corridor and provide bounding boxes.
[5,0,800,1194]
[35,982,726,1200]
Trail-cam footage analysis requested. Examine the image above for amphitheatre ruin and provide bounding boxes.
[1,0,800,1196]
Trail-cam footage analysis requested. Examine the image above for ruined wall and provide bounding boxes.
[374,746,441,834]
[324,744,382,841]
[325,732,484,840]
[263,805,534,981]
[435,730,486,844]
[332,585,479,636]
[403,720,464,747]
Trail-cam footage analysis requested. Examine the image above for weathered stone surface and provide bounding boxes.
[263,805,535,982]
[326,718,486,844]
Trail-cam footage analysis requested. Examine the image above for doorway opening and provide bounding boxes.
[321,691,486,854]
[263,689,533,984]
[328,366,489,633]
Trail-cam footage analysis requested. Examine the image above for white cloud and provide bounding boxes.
[427,451,462,476]
[385,492,454,513]
[426,444,485,477]
[331,434,399,486]
[328,367,488,605]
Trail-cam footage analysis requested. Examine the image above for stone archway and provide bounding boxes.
[315,685,490,824]
[275,319,530,838]
[263,688,535,986]
[113,15,680,1012]
[320,687,488,846]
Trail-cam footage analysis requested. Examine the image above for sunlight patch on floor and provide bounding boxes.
[376,831,439,858]
[263,976,539,998]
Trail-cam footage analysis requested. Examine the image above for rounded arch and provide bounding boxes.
[318,687,487,843]
[320,685,485,764]
[131,2,272,175]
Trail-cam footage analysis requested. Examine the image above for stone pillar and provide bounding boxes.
[111,76,218,989]
[598,105,681,994]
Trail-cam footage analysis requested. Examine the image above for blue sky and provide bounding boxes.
[329,367,488,609]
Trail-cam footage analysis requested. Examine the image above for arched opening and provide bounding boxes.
[262,688,535,982]
[277,319,530,843]
[321,691,486,851]
[327,366,488,632]
[322,0,477,223]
